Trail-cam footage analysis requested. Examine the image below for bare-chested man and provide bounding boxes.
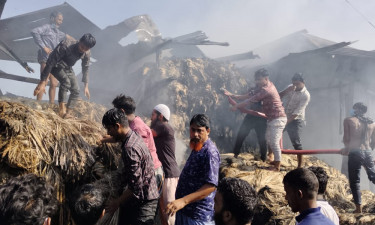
[342,102,375,213]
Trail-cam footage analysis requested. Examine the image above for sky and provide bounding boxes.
[1,0,375,98]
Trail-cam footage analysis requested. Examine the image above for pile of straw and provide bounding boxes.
[0,99,121,225]
[220,153,375,225]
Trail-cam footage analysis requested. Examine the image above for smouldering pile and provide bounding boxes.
[137,58,248,149]
[220,152,375,225]
[0,99,120,225]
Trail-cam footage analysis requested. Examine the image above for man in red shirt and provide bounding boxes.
[231,69,286,171]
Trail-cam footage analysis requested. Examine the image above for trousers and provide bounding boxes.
[233,114,267,160]
[348,149,375,204]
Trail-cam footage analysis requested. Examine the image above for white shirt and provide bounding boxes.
[282,85,310,121]
[316,200,340,225]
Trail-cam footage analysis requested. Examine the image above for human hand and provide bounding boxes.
[230,104,238,111]
[286,84,296,92]
[165,198,187,217]
[34,81,46,96]
[222,88,233,97]
[43,47,52,55]
[84,83,90,100]
[340,147,350,156]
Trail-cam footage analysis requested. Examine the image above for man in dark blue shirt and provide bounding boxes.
[165,114,220,225]
[283,168,335,225]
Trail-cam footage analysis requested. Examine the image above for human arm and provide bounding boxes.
[341,118,351,155]
[82,51,91,99]
[165,184,216,216]
[222,88,253,100]
[279,84,295,99]
[151,129,157,137]
[34,45,67,96]
[287,115,298,124]
[97,135,116,145]
[370,126,375,150]
[231,88,268,111]
[40,43,66,81]
[31,24,50,53]
[106,188,133,215]
[166,146,220,216]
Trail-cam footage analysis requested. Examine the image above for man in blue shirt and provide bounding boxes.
[165,114,220,225]
[31,11,71,104]
[283,168,335,225]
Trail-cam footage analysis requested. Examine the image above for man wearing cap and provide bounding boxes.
[279,73,310,168]
[151,104,180,225]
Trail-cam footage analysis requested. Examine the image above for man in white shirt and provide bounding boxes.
[308,166,340,225]
[279,73,310,168]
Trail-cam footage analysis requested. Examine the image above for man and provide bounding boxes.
[31,11,71,104]
[283,168,335,225]
[150,104,180,225]
[110,95,164,192]
[166,114,220,225]
[102,108,159,225]
[223,88,267,161]
[214,177,257,225]
[342,102,375,213]
[70,182,110,225]
[0,174,58,225]
[308,166,339,225]
[279,73,310,168]
[34,33,96,118]
[231,68,287,171]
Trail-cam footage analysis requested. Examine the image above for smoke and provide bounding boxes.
[175,137,189,168]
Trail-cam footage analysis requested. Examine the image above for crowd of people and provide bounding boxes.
[1,93,374,225]
[1,10,375,225]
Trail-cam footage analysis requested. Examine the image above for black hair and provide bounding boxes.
[283,168,318,199]
[0,174,58,225]
[79,33,96,49]
[217,178,257,225]
[254,68,269,78]
[112,94,136,115]
[190,114,210,129]
[50,11,62,21]
[70,182,110,225]
[353,102,373,124]
[292,72,305,83]
[308,166,328,195]
[353,102,367,115]
[102,108,128,129]
[154,110,168,122]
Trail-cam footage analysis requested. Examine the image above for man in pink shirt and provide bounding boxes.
[231,69,287,171]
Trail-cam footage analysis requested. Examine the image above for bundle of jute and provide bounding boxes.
[0,100,120,179]
[0,99,122,225]
[220,153,375,225]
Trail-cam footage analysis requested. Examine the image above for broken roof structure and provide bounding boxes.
[0,2,228,89]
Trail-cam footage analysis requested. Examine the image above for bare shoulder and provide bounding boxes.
[344,117,356,124]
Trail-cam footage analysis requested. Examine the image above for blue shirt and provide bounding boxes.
[175,139,220,222]
[296,207,335,225]
[31,23,66,62]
